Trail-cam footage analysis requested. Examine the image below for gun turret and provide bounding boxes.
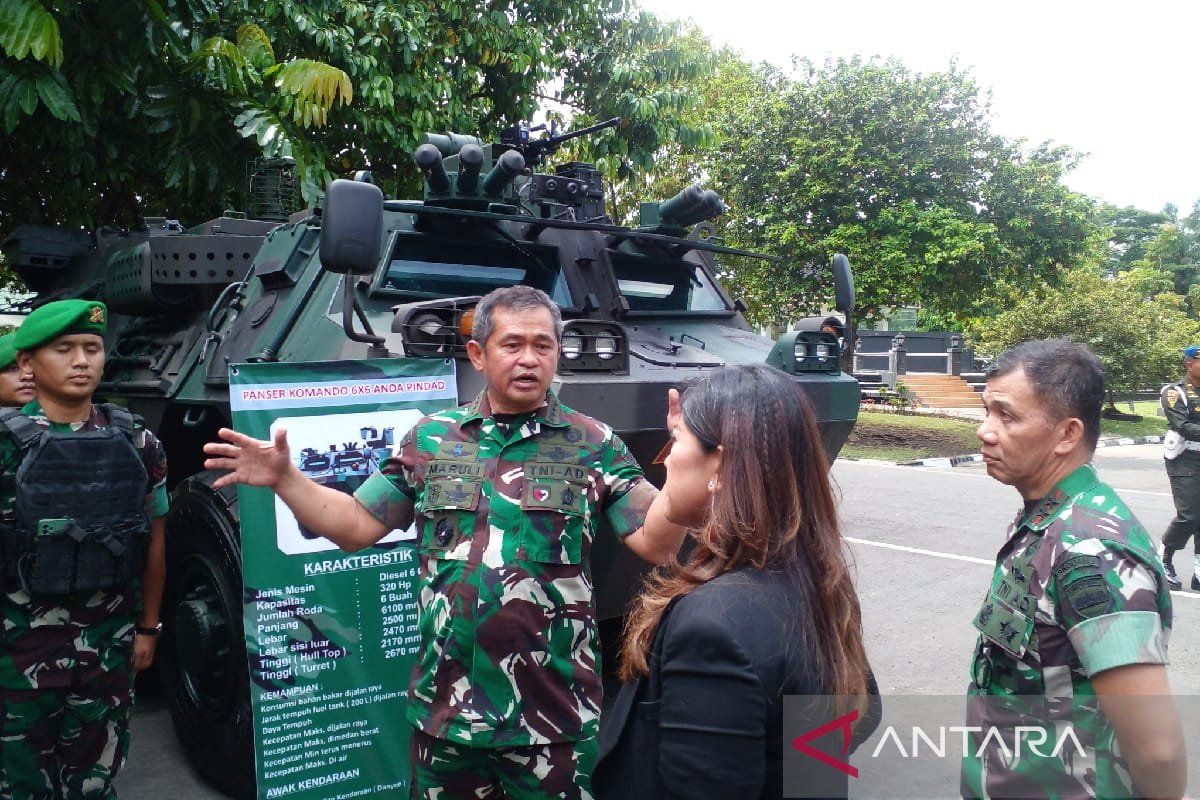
[500,117,621,168]
[412,117,618,216]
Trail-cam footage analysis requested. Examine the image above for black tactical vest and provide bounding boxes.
[0,404,151,595]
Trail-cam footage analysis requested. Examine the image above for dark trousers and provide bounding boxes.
[1164,470,1200,552]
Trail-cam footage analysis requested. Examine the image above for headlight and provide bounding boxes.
[767,330,840,374]
[561,334,583,360]
[557,322,630,374]
[594,334,617,360]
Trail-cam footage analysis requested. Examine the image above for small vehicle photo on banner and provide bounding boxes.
[228,357,457,800]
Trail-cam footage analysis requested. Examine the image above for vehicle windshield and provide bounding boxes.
[377,233,572,307]
[609,250,729,313]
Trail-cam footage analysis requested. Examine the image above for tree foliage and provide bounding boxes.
[0,0,671,236]
[969,268,1200,397]
[695,57,1100,327]
[552,15,720,213]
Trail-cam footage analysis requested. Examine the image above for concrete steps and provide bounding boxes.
[898,374,982,409]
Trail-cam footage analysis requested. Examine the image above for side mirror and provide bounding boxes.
[833,253,855,313]
[319,179,383,274]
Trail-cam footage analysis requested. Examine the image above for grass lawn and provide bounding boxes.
[840,406,1166,462]
[839,411,979,462]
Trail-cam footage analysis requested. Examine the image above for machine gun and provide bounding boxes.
[499,117,621,168]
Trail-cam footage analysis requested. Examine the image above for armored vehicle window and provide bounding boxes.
[376,233,572,307]
[609,250,729,314]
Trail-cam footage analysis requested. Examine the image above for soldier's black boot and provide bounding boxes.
[1192,554,1200,591]
[1160,546,1182,591]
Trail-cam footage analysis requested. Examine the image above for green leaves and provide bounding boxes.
[970,268,1200,394]
[269,59,352,127]
[0,0,62,67]
[32,70,79,121]
[236,23,275,70]
[688,56,1100,327]
[3,0,636,238]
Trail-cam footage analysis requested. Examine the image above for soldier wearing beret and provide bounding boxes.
[1158,343,1200,591]
[205,286,685,800]
[0,300,169,799]
[964,339,1183,799]
[0,332,35,408]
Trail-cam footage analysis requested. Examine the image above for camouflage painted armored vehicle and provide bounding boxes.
[0,121,859,797]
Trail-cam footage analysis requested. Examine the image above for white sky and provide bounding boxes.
[637,0,1200,215]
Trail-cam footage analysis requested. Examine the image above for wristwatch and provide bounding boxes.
[135,622,163,637]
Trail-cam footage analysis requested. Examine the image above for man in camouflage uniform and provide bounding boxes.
[0,300,169,800]
[0,332,35,408]
[205,286,685,799]
[963,339,1184,799]
[1158,344,1200,591]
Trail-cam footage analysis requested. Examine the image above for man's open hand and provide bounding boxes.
[203,427,293,490]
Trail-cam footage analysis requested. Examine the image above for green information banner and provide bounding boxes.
[229,358,457,800]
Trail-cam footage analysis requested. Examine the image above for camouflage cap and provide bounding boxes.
[0,332,17,369]
[1185,345,1200,359]
[14,299,107,351]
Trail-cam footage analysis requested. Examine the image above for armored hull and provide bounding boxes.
[2,136,859,797]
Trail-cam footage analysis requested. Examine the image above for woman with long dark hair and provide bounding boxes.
[594,365,878,799]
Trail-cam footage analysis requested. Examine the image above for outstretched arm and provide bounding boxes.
[622,388,687,565]
[204,427,390,552]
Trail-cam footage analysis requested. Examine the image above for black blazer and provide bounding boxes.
[594,567,879,800]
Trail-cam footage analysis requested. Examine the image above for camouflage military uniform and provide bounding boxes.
[1161,381,1200,560]
[961,464,1173,799]
[0,401,169,800]
[354,390,655,799]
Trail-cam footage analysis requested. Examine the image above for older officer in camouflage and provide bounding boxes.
[205,286,686,800]
[0,300,169,800]
[0,332,35,408]
[1158,344,1200,591]
[963,339,1184,799]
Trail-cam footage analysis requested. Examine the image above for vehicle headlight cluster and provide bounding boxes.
[558,322,629,373]
[770,331,841,374]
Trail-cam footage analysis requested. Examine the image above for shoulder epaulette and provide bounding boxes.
[0,407,43,450]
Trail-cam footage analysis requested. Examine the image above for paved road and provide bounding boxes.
[117,443,1199,798]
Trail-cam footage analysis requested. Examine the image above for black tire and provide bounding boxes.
[160,471,255,799]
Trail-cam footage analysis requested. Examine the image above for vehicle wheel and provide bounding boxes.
[160,471,255,799]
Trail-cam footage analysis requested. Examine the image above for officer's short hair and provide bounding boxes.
[472,286,563,346]
[986,339,1105,451]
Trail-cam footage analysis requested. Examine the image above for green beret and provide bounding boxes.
[0,332,17,370]
[14,300,108,351]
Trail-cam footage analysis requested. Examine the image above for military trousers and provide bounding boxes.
[0,664,133,800]
[1163,470,1200,552]
[409,727,597,800]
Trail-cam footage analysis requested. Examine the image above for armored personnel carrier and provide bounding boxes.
[1,120,859,796]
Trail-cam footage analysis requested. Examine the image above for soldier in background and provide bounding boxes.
[0,300,169,799]
[0,332,35,408]
[204,286,686,800]
[1158,344,1200,591]
[964,339,1184,799]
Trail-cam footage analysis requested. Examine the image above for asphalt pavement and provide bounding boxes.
[117,442,1200,798]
